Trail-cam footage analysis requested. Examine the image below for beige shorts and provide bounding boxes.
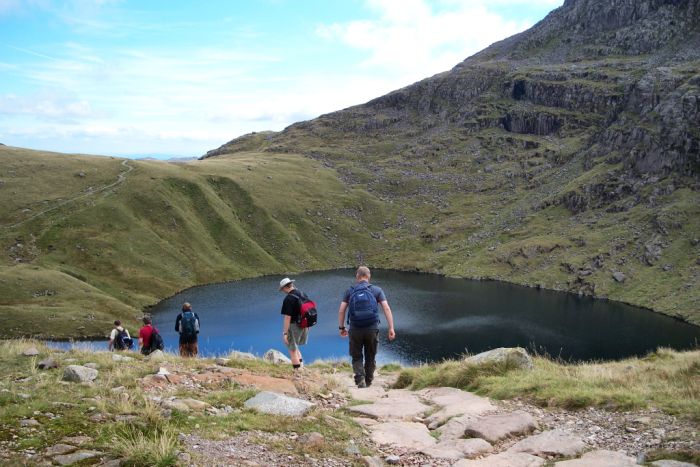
[286,323,308,351]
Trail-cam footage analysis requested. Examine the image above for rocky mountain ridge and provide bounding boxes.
[203,0,700,321]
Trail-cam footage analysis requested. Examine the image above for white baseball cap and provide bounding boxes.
[279,277,295,290]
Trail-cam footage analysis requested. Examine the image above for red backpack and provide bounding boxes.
[295,291,318,328]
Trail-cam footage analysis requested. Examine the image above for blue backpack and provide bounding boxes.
[180,311,198,338]
[347,283,379,328]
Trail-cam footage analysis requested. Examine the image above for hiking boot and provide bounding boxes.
[365,380,372,388]
[356,380,367,388]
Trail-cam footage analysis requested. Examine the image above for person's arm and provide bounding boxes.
[138,329,144,349]
[337,302,348,337]
[108,329,115,351]
[175,314,181,333]
[380,301,396,340]
[195,314,200,334]
[282,315,292,346]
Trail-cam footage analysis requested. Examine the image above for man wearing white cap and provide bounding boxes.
[279,277,308,374]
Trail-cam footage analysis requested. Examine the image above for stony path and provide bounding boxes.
[337,373,699,466]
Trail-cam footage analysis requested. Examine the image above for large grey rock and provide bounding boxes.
[263,349,291,364]
[509,429,586,457]
[369,421,436,450]
[62,365,98,383]
[453,451,545,467]
[650,461,698,467]
[437,414,478,441]
[244,391,314,416]
[418,387,495,426]
[463,411,538,443]
[53,450,103,465]
[45,444,78,457]
[420,438,492,460]
[20,418,40,427]
[554,450,637,466]
[147,349,166,361]
[612,271,626,282]
[229,351,257,360]
[463,347,533,370]
[347,389,430,420]
[22,347,40,356]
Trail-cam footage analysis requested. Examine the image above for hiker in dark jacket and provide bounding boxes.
[175,302,200,357]
[337,266,395,388]
[108,320,132,351]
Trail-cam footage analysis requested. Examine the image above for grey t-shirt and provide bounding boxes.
[343,281,386,330]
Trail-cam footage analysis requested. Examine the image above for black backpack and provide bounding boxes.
[347,283,379,328]
[114,328,133,350]
[294,291,318,328]
[143,327,164,355]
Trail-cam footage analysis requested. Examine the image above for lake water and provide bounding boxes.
[131,269,699,365]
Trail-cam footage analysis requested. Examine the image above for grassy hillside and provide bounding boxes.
[0,146,400,338]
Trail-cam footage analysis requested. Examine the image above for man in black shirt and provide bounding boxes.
[279,277,308,375]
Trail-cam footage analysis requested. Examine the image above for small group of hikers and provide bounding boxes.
[281,266,396,387]
[108,266,395,388]
[107,303,200,357]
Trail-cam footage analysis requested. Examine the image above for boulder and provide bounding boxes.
[214,358,230,366]
[347,389,430,421]
[369,421,436,450]
[244,391,314,416]
[53,450,103,466]
[420,438,493,460]
[463,347,533,370]
[612,271,626,282]
[20,418,40,427]
[44,444,78,457]
[36,358,58,370]
[462,411,538,443]
[263,349,291,364]
[437,414,478,441]
[22,347,40,356]
[509,430,586,458]
[452,451,545,467]
[418,387,495,426]
[61,436,92,446]
[229,351,257,360]
[62,365,98,383]
[554,450,637,466]
[147,350,166,361]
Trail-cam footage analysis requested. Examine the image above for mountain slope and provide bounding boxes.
[0,146,396,338]
[205,0,700,323]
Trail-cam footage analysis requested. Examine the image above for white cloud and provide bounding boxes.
[317,0,562,83]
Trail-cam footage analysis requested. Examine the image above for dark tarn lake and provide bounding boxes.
[61,269,700,365]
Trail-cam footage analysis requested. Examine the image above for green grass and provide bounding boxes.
[0,339,373,465]
[394,348,700,421]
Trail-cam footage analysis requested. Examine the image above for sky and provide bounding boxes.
[0,0,563,158]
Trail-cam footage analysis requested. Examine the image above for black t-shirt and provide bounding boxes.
[280,289,304,322]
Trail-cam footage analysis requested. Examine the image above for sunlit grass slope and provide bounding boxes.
[0,146,398,338]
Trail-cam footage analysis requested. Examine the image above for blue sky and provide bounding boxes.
[0,0,563,158]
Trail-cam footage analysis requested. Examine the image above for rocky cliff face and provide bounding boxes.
[204,0,700,321]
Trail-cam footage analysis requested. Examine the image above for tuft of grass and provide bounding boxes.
[107,425,179,467]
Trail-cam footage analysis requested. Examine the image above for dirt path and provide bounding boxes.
[1,158,134,230]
